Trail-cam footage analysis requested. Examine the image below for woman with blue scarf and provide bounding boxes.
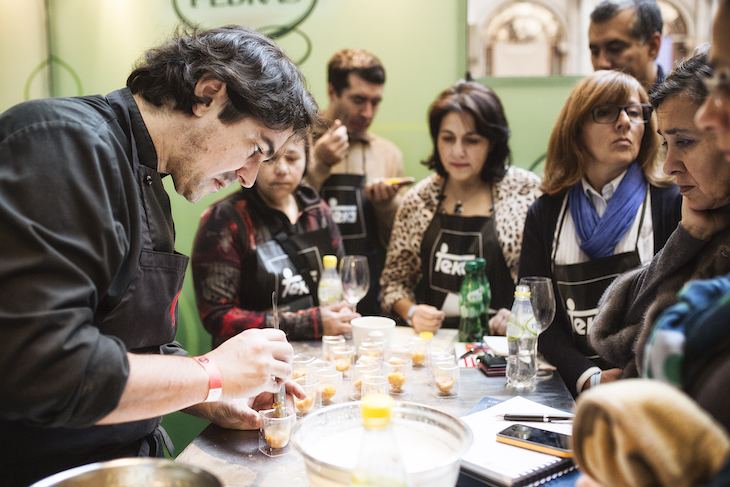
[518,70,681,397]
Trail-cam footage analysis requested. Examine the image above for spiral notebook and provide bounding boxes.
[459,396,576,487]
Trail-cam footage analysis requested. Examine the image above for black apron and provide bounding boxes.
[414,191,513,329]
[4,90,188,486]
[219,197,337,315]
[552,189,648,363]
[320,167,385,316]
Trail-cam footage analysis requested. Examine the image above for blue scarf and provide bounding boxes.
[568,161,647,260]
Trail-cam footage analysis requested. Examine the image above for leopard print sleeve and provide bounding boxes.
[380,174,441,314]
[493,167,543,283]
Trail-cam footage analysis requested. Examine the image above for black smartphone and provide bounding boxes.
[496,424,572,458]
[477,354,506,368]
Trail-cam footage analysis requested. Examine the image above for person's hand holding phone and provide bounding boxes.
[365,177,415,203]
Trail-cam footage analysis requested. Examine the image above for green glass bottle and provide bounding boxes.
[474,258,492,336]
[458,260,483,342]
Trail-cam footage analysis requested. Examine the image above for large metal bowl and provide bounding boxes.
[30,458,222,487]
[291,401,473,487]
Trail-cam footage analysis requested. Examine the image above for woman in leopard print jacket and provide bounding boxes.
[380,81,542,334]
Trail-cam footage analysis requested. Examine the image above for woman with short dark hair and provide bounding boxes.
[381,81,541,333]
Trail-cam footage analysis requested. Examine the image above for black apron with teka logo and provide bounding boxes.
[217,195,337,316]
[320,172,384,316]
[552,190,648,363]
[415,196,513,329]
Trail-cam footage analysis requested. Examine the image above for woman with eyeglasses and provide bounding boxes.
[518,69,681,397]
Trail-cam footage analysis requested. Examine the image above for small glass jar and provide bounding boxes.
[314,369,343,406]
[408,336,430,367]
[431,362,460,398]
[332,345,356,377]
[306,359,335,385]
[291,353,314,381]
[385,357,410,396]
[259,408,296,457]
[361,375,388,399]
[350,362,381,400]
[322,335,346,362]
[358,341,383,360]
[293,376,319,417]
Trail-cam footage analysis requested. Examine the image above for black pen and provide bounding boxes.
[502,414,574,423]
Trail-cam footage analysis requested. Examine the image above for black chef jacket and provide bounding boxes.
[0,89,188,485]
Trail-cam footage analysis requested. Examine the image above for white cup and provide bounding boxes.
[350,316,396,350]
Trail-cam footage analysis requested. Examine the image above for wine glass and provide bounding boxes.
[518,277,556,380]
[339,255,370,312]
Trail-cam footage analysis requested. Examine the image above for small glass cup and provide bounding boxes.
[427,350,455,385]
[314,369,343,406]
[259,408,296,457]
[293,377,319,417]
[387,344,413,364]
[292,353,314,381]
[358,341,383,360]
[350,362,381,400]
[432,362,460,398]
[385,358,410,396]
[409,336,430,367]
[361,375,388,399]
[306,359,335,385]
[332,345,356,377]
[364,333,389,350]
[322,335,346,362]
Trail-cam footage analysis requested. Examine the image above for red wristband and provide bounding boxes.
[193,355,222,403]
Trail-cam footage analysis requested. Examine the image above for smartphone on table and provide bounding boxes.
[496,424,572,458]
[477,353,507,376]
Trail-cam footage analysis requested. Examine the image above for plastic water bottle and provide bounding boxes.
[458,260,483,342]
[318,255,343,305]
[351,394,410,486]
[474,258,491,335]
[506,284,537,390]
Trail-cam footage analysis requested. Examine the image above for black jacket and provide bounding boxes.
[518,184,681,397]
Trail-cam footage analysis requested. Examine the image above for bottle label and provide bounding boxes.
[466,289,482,304]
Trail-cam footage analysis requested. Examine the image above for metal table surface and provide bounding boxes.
[175,327,576,487]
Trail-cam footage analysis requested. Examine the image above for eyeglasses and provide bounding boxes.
[591,104,653,124]
[702,66,730,104]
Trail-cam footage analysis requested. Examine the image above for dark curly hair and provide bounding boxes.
[423,81,511,183]
[127,24,318,134]
[650,44,711,109]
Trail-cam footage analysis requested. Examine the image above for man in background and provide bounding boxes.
[305,49,409,316]
[589,0,665,93]
[0,25,317,486]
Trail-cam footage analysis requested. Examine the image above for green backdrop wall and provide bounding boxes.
[0,0,582,455]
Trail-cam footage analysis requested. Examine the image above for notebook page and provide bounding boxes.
[460,396,574,485]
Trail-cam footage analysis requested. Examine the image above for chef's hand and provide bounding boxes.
[411,305,445,334]
[320,301,359,336]
[314,119,349,166]
[206,328,293,400]
[680,201,730,241]
[488,308,510,336]
[189,381,306,430]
